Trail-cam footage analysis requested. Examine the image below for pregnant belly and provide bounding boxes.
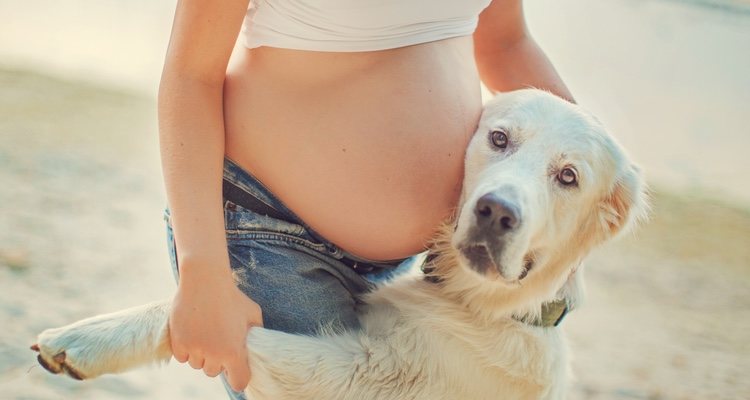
[224,39,483,260]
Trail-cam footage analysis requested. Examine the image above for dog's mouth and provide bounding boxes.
[459,244,534,281]
[460,244,497,275]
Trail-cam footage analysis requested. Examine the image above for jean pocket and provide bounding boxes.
[225,231,334,291]
[224,199,313,239]
[226,230,329,257]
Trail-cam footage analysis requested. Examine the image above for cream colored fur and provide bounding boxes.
[32,89,648,400]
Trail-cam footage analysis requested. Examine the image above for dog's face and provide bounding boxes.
[453,90,646,286]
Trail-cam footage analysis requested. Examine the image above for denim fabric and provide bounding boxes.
[164,156,422,399]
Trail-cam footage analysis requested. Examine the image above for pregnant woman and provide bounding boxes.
[158,0,573,398]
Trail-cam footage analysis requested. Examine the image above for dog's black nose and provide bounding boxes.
[474,192,521,234]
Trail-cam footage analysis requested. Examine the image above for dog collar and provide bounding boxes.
[421,256,571,328]
[514,299,570,328]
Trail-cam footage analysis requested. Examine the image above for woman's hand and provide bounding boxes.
[169,263,263,392]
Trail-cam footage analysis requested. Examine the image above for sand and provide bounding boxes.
[0,69,226,399]
[0,68,748,399]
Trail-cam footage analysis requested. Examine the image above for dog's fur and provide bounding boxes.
[32,89,647,400]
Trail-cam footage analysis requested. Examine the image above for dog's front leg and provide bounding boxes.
[32,300,173,380]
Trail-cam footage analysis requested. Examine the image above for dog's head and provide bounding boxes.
[452,89,648,289]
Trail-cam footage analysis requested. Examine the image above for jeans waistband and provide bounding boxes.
[222,156,407,272]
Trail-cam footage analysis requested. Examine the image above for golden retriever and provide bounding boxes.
[31,89,647,400]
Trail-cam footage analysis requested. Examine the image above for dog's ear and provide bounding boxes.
[597,163,650,238]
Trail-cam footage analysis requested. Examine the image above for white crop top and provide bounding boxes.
[241,0,493,52]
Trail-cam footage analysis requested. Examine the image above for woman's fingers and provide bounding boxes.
[172,346,189,363]
[187,354,205,370]
[224,354,251,392]
[202,360,224,377]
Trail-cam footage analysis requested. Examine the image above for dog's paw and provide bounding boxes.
[31,331,88,380]
[31,343,86,380]
[30,301,175,381]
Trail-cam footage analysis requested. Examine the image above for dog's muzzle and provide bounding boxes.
[459,187,528,280]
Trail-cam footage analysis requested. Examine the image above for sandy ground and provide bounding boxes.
[0,69,226,399]
[0,69,748,399]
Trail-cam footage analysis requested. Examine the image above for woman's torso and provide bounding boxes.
[223,36,483,260]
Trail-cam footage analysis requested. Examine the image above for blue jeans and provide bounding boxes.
[164,156,422,399]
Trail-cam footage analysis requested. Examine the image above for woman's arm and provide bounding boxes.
[159,0,259,392]
[473,0,574,102]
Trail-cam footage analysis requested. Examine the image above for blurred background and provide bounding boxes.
[0,0,748,399]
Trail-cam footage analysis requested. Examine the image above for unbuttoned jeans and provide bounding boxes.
[164,157,422,399]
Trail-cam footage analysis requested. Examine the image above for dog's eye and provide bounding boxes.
[489,129,508,149]
[558,167,578,186]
